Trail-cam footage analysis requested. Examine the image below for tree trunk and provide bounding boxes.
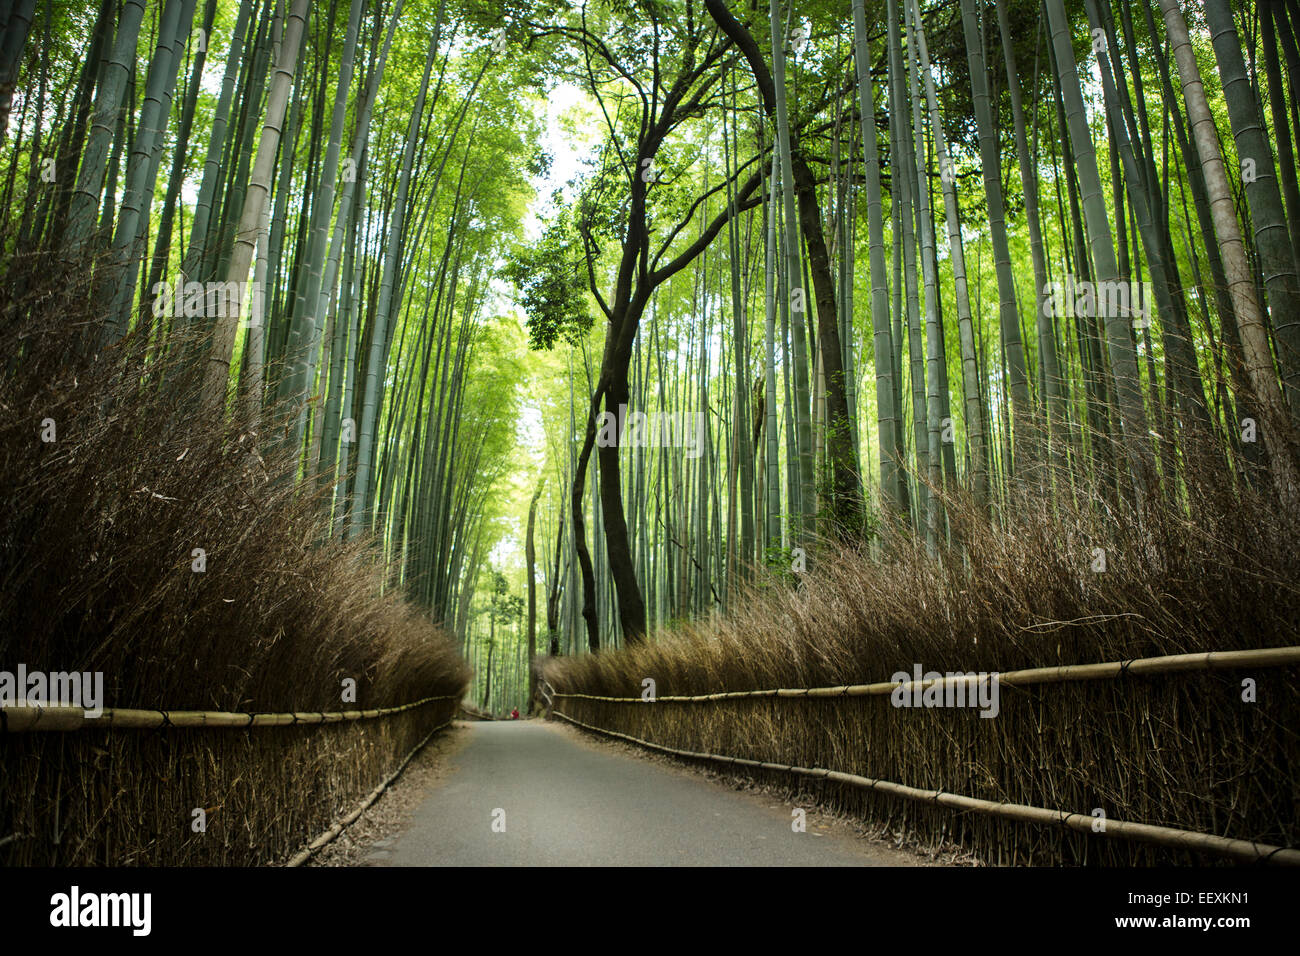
[0,0,38,143]
[200,0,310,414]
[1202,0,1300,412]
[1044,0,1152,502]
[61,0,147,257]
[525,480,541,712]
[851,0,902,522]
[1161,0,1299,501]
[959,0,1034,477]
[348,27,439,535]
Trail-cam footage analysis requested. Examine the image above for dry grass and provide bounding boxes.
[544,444,1300,865]
[0,247,469,865]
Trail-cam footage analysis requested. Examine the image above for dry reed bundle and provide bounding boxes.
[0,249,469,865]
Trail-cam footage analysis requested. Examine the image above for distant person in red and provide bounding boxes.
[510,707,520,720]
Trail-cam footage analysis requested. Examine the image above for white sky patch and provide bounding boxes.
[523,82,598,241]
[488,535,522,576]
[489,82,594,315]
[479,83,598,578]
[515,403,546,455]
[506,80,597,452]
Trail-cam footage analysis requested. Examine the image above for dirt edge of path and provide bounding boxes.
[305,720,473,867]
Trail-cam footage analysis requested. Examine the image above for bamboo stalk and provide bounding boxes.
[552,646,1300,702]
[1,694,461,733]
[553,711,1300,866]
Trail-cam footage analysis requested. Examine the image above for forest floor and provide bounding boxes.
[315,720,952,866]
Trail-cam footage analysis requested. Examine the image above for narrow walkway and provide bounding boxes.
[372,721,920,866]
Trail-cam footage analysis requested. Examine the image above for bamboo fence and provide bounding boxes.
[285,717,455,866]
[551,646,1300,702]
[550,645,1300,865]
[0,694,462,732]
[2,692,465,865]
[552,711,1300,865]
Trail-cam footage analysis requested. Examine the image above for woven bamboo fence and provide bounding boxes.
[0,693,463,866]
[0,694,459,732]
[550,646,1300,865]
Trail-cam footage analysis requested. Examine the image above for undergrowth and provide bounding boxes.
[0,248,469,864]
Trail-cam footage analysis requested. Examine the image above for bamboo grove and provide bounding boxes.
[1,0,541,653]
[506,0,1300,674]
[3,0,1300,716]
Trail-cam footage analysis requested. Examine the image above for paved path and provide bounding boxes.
[371,720,917,866]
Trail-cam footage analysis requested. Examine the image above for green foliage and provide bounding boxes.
[504,199,595,351]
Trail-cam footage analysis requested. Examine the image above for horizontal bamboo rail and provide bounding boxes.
[553,711,1300,866]
[285,717,455,867]
[552,646,1300,702]
[0,693,462,733]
